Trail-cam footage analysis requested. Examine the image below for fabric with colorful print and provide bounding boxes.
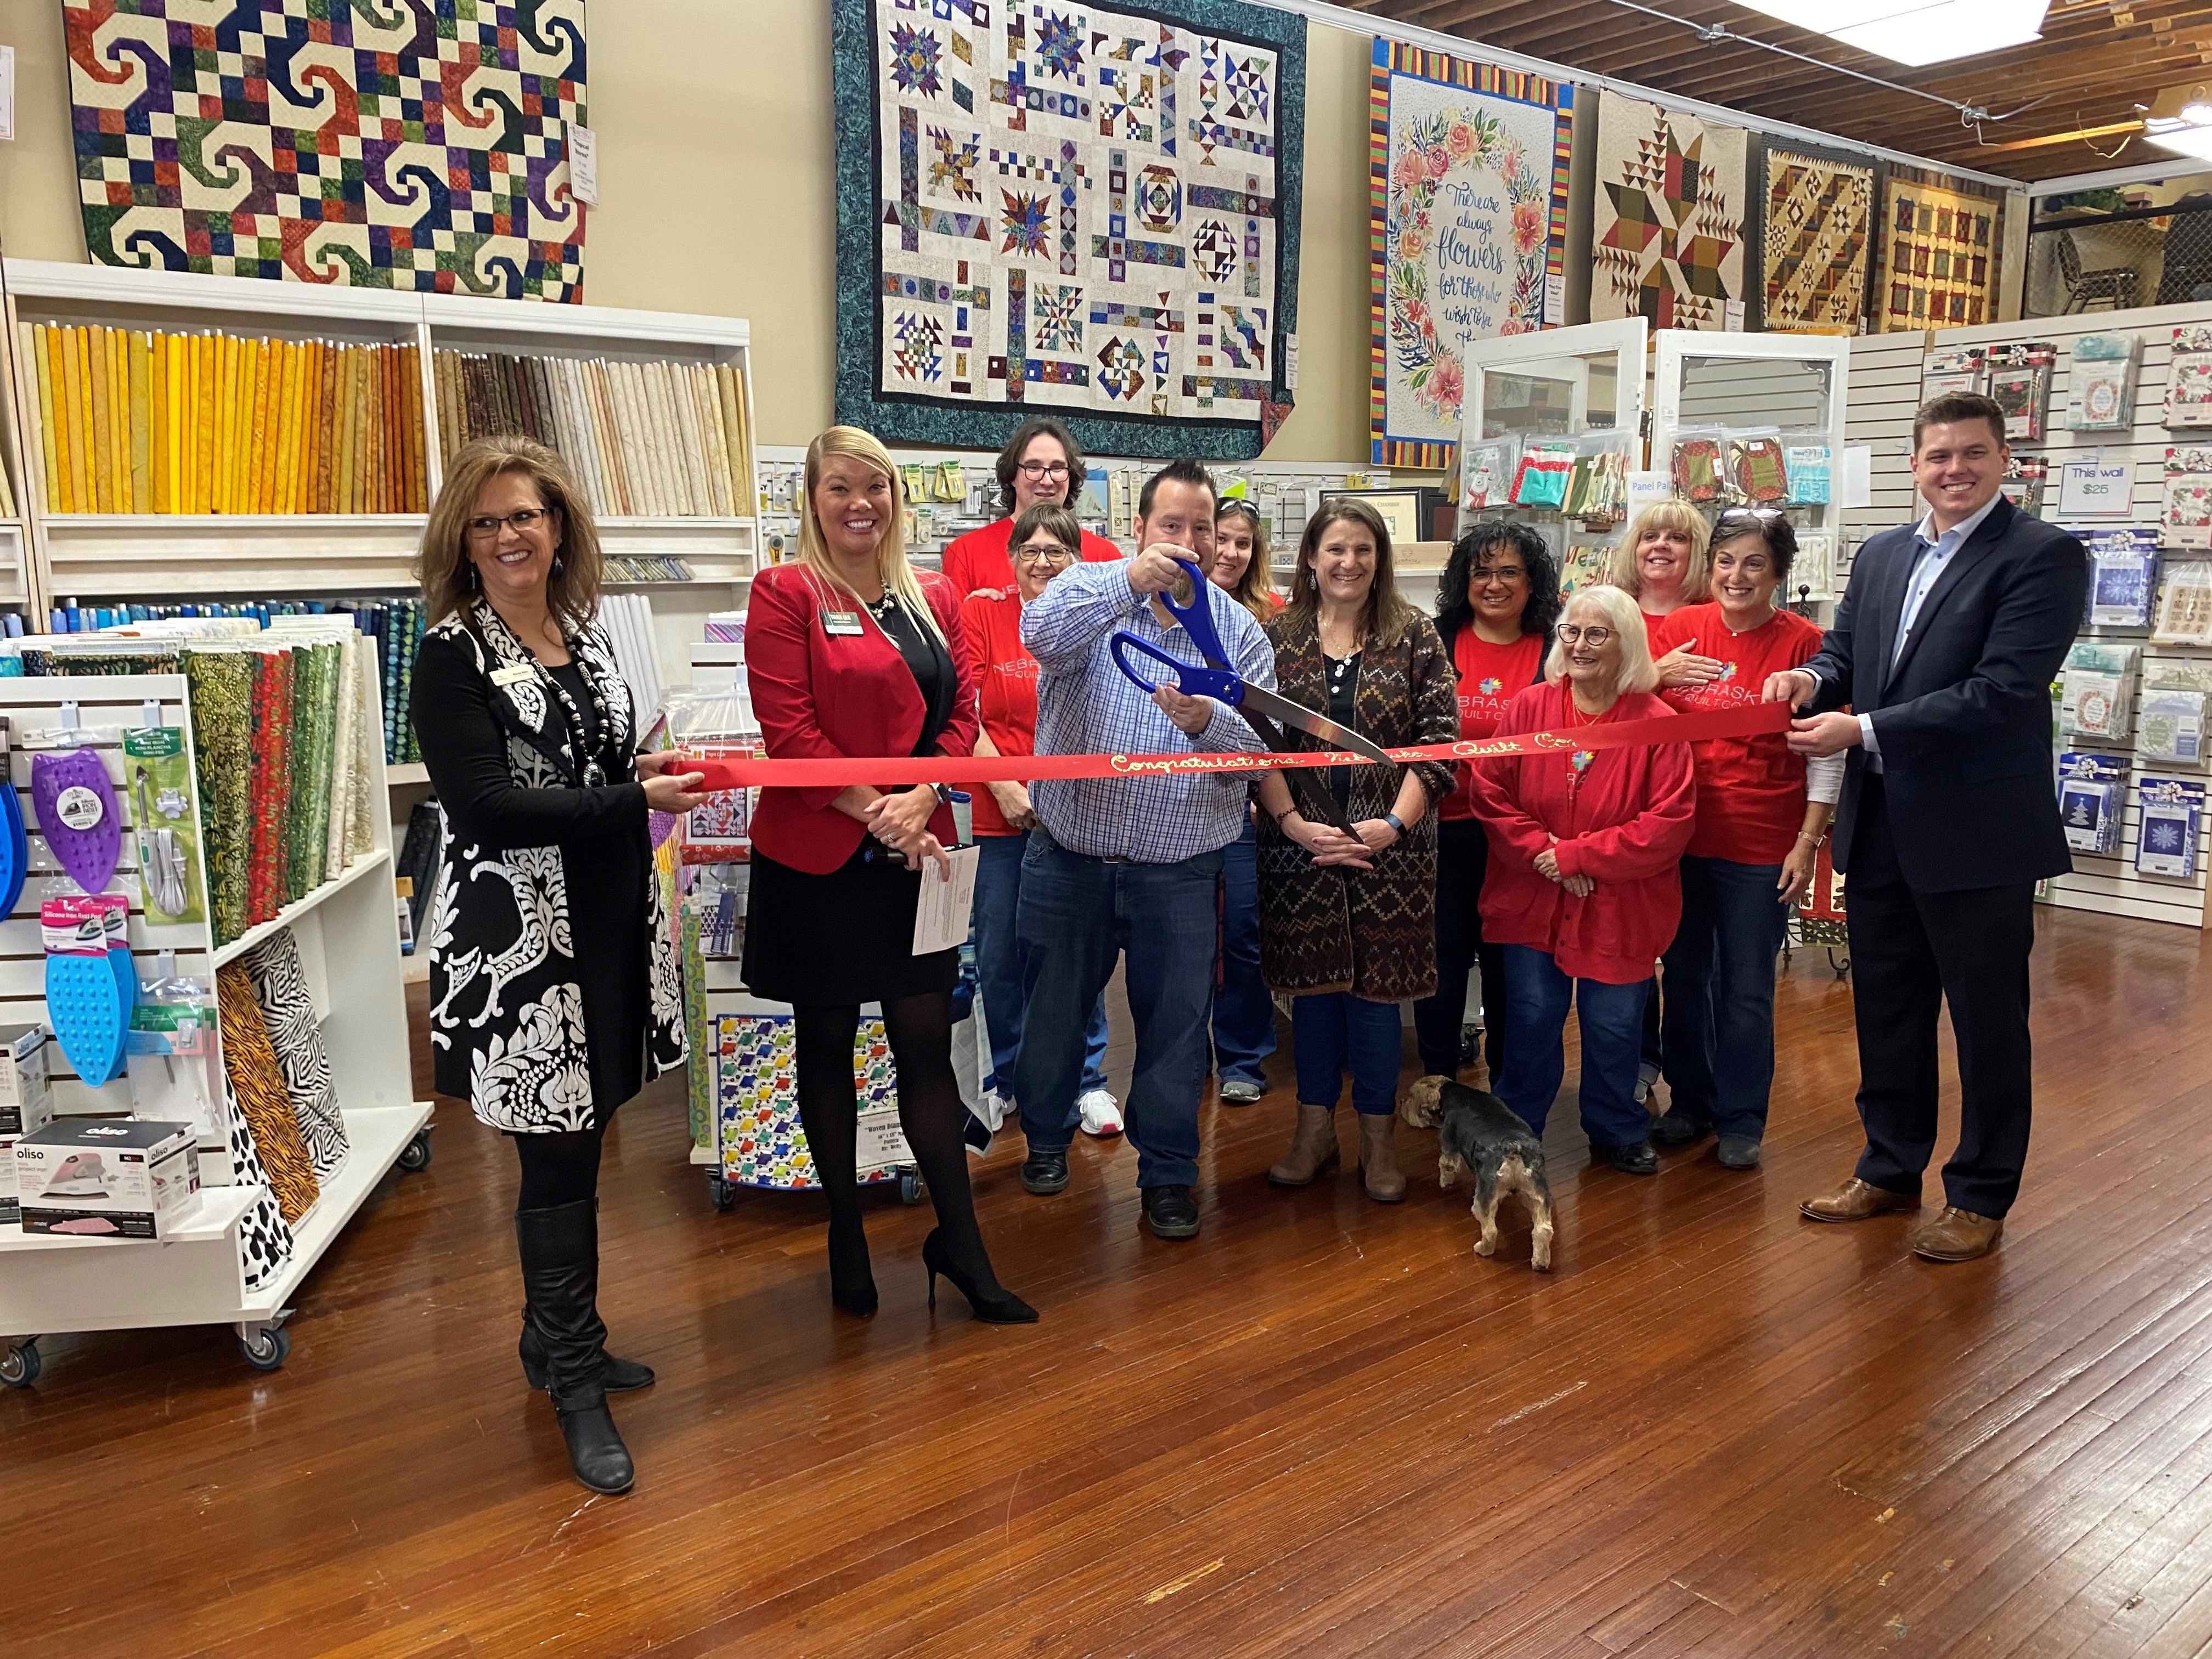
[1591,89,1748,332]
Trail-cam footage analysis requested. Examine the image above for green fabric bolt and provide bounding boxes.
[183,650,253,946]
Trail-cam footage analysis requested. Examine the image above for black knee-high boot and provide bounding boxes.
[515,1200,635,1494]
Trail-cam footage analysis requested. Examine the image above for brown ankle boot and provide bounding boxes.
[1267,1105,1341,1187]
[1358,1113,1407,1203]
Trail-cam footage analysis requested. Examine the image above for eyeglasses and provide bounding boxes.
[1555,624,1615,646]
[1471,565,1527,585]
[1013,541,1074,566]
[467,507,551,540]
[1016,460,1071,481]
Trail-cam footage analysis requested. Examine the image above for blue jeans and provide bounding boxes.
[1012,834,1223,1187]
[973,834,1109,1105]
[1495,945,1651,1148]
[1660,855,1790,1138]
[1212,814,1276,1086]
[1293,993,1403,1115]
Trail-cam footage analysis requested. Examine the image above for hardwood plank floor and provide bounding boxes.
[5,909,2211,1658]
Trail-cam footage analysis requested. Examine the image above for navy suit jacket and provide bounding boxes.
[1803,495,2086,893]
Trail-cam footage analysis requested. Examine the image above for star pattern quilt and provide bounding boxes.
[1757,141,1877,334]
[1368,38,1573,470]
[833,0,1306,460]
[62,0,588,301]
[1591,89,1748,332]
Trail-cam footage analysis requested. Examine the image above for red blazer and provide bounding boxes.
[1465,681,1696,985]
[746,562,978,874]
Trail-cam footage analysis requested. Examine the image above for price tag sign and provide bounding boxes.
[1626,471,1672,516]
[566,121,599,205]
[2058,459,2134,519]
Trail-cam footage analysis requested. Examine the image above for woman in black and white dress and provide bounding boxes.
[411,436,706,1497]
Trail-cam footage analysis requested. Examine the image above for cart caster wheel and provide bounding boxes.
[899,1169,926,1206]
[708,1174,737,1213]
[397,1130,433,1173]
[1,1340,41,1388]
[239,1327,291,1372]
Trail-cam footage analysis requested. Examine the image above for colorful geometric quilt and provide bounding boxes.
[832,0,1305,461]
[61,1,588,302]
[1758,143,1876,334]
[1592,89,1748,332]
[1368,39,1573,470]
[1879,173,2001,331]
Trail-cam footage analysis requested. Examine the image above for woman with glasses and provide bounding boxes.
[1206,499,1283,1107]
[1464,585,1696,1176]
[1254,500,1459,1201]
[1412,522,1561,1090]
[746,426,1035,1329]
[941,415,1123,600]
[964,502,1120,1139]
[412,436,708,1494]
[1648,511,1841,1169]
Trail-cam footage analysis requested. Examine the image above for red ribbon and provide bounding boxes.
[685,701,1793,791]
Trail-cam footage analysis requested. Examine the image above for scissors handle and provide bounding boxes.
[1152,558,1233,667]
[1110,631,1245,704]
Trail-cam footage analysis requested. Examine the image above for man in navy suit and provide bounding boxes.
[1764,392,2087,1263]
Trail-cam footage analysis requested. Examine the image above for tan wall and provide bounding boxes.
[0,2,1375,461]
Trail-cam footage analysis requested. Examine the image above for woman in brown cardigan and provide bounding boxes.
[1254,499,1459,1201]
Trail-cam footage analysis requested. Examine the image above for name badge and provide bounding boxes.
[490,663,536,686]
[822,610,865,636]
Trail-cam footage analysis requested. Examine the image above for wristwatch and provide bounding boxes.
[1383,811,1407,837]
[930,782,955,806]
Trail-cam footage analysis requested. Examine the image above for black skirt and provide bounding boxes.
[743,842,960,1006]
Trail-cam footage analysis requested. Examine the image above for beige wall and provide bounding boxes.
[0,2,1375,461]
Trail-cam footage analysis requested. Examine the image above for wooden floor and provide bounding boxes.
[9,909,2212,1658]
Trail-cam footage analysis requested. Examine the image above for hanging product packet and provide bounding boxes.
[1792,534,1835,603]
[1460,437,1521,513]
[2165,448,2212,551]
[121,726,206,926]
[1669,428,1725,504]
[1987,341,2058,442]
[1564,430,1631,526]
[1509,443,1575,510]
[126,951,225,1142]
[2168,325,2212,429]
[661,683,759,865]
[2057,752,2127,856]
[2068,334,2141,432]
[2135,778,2205,879]
[1724,430,1790,506]
[2153,561,2212,646]
[1781,433,1833,506]
[1923,345,1988,398]
[2137,689,2207,764]
[2087,527,2159,630]
[41,893,134,1088]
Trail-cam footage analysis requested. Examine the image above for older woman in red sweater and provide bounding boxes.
[1466,584,1696,1175]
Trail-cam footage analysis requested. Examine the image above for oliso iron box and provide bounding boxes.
[15,1119,200,1239]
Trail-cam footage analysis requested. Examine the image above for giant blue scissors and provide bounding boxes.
[1110,557,1393,831]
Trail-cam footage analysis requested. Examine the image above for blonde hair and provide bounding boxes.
[1545,584,1660,697]
[1214,500,1278,623]
[797,426,945,645]
[1285,498,1418,650]
[1609,500,1712,604]
[417,436,602,634]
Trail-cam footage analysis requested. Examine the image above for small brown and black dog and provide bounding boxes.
[1399,1075,1554,1271]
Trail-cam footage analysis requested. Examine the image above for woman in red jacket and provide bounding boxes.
[1466,583,1696,1175]
[744,426,1034,1324]
[1649,511,1841,1169]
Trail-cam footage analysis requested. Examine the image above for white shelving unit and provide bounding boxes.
[0,259,759,694]
[0,668,431,1383]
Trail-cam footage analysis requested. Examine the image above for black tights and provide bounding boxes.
[794,990,1000,1289]
[512,1122,608,1211]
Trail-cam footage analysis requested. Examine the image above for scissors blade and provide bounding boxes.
[1238,683,1396,768]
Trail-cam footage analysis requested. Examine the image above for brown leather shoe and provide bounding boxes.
[1357,1113,1407,1203]
[1910,1207,2004,1261]
[1799,1177,1919,1222]
[1267,1105,1341,1188]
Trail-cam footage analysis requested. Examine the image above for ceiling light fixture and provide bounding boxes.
[1727,0,2050,68]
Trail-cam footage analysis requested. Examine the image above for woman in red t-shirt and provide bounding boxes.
[962,501,1118,1141]
[1409,521,1560,1087]
[1647,510,1842,1169]
[940,416,1122,599]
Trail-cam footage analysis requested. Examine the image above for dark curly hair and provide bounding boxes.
[994,416,1088,515]
[1435,520,1561,645]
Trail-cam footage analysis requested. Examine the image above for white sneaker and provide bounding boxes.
[1079,1088,1123,1137]
[977,1090,1013,1133]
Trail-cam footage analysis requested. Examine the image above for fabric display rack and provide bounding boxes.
[1846,301,2212,929]
[0,261,760,723]
[0,657,427,1387]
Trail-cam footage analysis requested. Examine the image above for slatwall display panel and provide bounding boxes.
[1844,303,2212,928]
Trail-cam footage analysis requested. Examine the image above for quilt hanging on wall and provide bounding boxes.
[1877,171,2002,331]
[61,1,588,302]
[1591,89,1748,332]
[1368,40,1573,470]
[1756,140,1877,334]
[831,0,1306,462]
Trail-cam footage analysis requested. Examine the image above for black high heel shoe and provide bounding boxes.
[828,1218,877,1317]
[922,1229,1038,1324]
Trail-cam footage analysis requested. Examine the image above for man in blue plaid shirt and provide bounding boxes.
[1013,459,1276,1240]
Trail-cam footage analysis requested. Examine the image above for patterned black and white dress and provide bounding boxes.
[411,603,685,1133]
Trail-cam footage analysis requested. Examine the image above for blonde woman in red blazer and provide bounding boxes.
[1465,583,1696,1177]
[744,426,1034,1326]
